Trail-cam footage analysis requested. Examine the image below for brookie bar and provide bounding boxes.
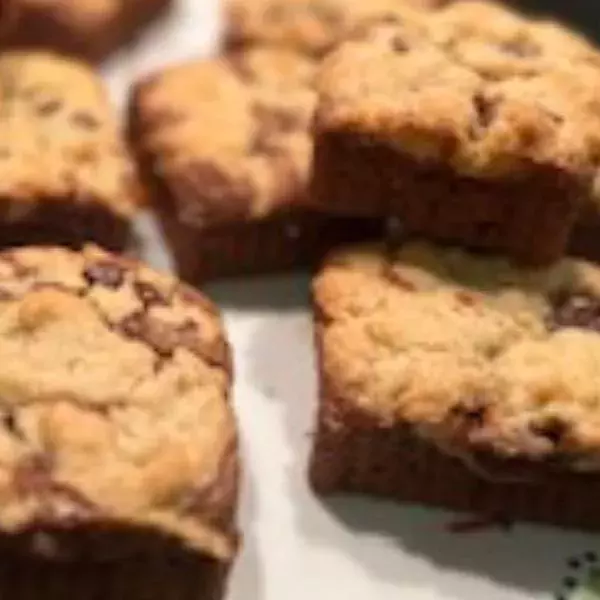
[311,1,600,265]
[311,241,600,531]
[0,244,238,599]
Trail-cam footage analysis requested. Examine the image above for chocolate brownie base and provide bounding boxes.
[310,323,600,532]
[154,192,380,282]
[311,130,581,266]
[0,196,131,253]
[4,0,172,62]
[569,214,600,264]
[0,545,228,600]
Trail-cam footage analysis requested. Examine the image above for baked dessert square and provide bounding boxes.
[311,241,600,531]
[311,1,600,265]
[3,0,172,62]
[0,52,142,252]
[0,244,238,599]
[224,0,439,57]
[130,47,378,281]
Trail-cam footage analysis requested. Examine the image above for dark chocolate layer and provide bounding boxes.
[0,196,131,252]
[311,129,582,265]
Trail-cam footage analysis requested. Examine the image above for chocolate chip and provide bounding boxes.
[497,37,540,58]
[36,99,61,116]
[134,281,168,307]
[530,416,568,446]
[71,111,100,129]
[392,36,409,53]
[456,291,479,307]
[0,288,13,301]
[119,312,202,359]
[549,291,600,332]
[2,410,20,438]
[473,93,497,129]
[83,260,125,289]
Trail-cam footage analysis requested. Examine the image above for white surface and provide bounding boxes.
[109,2,600,598]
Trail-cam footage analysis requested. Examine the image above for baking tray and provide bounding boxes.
[115,1,600,598]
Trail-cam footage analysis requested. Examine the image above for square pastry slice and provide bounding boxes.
[224,0,438,56]
[3,0,172,62]
[312,241,600,531]
[0,244,238,599]
[130,47,377,281]
[0,52,142,252]
[311,0,600,265]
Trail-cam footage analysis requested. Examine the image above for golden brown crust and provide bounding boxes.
[315,2,600,179]
[131,47,316,227]
[0,245,238,563]
[315,242,600,471]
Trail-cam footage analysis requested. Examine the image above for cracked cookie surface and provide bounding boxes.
[132,47,317,227]
[316,1,600,179]
[0,245,237,563]
[315,242,600,472]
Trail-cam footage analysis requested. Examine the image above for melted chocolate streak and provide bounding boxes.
[0,254,226,369]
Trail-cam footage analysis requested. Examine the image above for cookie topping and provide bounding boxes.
[119,312,201,359]
[0,245,236,560]
[316,1,600,178]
